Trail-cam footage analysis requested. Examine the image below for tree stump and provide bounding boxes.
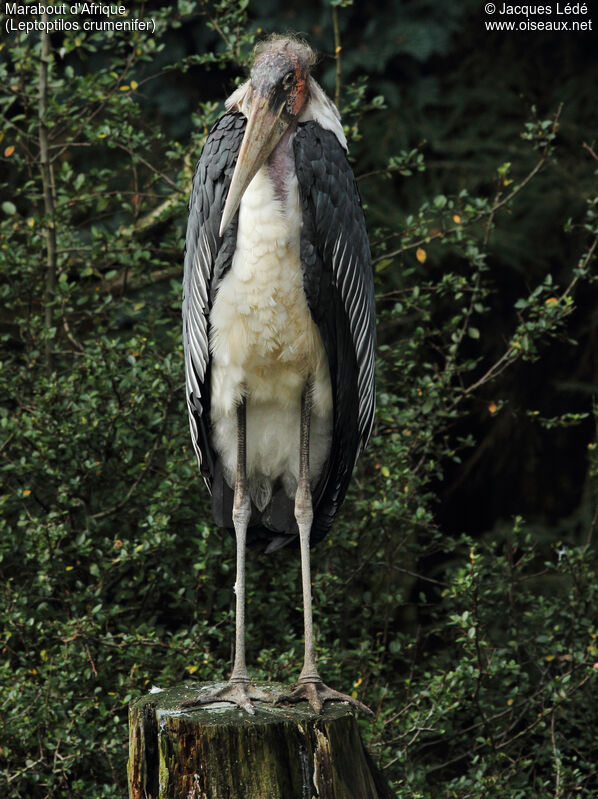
[128,681,395,799]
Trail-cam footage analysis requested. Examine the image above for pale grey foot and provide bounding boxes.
[276,679,374,716]
[181,680,271,716]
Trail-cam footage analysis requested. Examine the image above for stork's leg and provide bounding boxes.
[277,382,373,716]
[296,381,319,682]
[182,397,270,715]
[230,396,252,684]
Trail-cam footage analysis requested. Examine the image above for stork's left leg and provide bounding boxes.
[277,381,373,716]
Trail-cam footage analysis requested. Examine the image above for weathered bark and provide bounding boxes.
[128,681,395,799]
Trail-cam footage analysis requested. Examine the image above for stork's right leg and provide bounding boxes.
[182,397,269,715]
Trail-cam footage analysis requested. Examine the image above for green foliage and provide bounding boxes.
[1,2,598,798]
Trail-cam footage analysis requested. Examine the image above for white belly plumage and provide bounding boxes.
[209,165,333,510]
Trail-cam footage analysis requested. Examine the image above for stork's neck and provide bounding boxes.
[267,121,297,206]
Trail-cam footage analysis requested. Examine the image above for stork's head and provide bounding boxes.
[219,37,315,235]
[250,37,313,121]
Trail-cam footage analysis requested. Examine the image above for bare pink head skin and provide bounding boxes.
[220,37,316,235]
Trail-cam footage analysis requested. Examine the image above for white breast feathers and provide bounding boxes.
[209,163,332,508]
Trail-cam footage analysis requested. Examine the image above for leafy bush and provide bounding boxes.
[1,2,597,797]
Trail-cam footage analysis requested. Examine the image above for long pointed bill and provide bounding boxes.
[219,93,288,236]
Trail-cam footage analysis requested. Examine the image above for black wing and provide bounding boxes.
[294,123,376,545]
[182,112,246,489]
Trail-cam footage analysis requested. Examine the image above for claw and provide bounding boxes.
[181,681,272,715]
[276,679,374,716]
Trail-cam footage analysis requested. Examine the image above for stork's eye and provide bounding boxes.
[282,71,295,90]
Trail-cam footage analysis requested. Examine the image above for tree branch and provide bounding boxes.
[582,141,598,162]
[38,17,57,374]
[332,6,342,110]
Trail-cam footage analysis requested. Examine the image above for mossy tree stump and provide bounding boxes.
[128,682,395,799]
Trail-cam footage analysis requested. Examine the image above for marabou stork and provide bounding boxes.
[182,35,376,715]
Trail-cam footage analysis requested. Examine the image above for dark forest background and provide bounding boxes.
[1,1,598,796]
